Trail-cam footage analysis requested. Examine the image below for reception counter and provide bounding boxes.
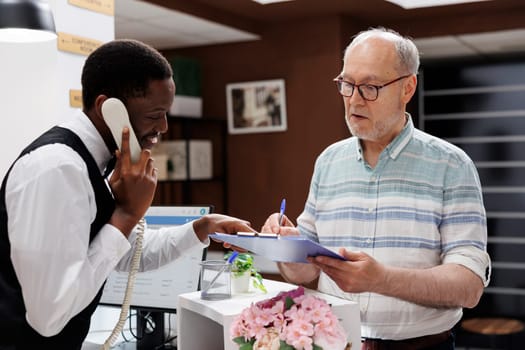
[177,278,361,350]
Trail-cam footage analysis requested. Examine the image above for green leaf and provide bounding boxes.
[313,344,323,350]
[252,278,267,293]
[233,336,247,345]
[225,251,267,292]
[239,343,253,350]
[232,336,254,350]
[250,271,267,293]
[233,270,248,278]
[279,340,295,350]
[227,251,256,274]
[284,296,294,310]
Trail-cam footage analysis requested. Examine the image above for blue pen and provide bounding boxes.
[278,198,286,226]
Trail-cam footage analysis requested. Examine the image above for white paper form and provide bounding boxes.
[209,233,346,263]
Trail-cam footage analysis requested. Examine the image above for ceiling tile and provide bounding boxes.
[114,0,259,49]
[415,36,478,59]
[459,29,525,54]
[114,0,525,56]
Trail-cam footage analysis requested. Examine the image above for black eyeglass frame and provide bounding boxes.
[333,74,412,101]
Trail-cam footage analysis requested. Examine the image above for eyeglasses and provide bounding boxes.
[333,74,411,101]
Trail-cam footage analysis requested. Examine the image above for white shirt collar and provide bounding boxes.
[59,110,112,175]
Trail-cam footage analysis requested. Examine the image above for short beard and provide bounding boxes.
[345,113,402,142]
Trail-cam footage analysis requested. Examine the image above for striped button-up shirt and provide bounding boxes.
[297,116,490,340]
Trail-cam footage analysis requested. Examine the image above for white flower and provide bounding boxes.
[314,333,349,350]
[253,327,280,350]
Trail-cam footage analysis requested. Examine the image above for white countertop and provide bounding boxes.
[177,279,361,350]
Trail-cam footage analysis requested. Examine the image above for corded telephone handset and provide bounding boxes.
[101,98,142,162]
[101,98,145,349]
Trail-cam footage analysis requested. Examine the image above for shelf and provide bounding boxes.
[423,84,525,96]
[423,109,525,120]
[153,117,227,213]
[420,58,525,320]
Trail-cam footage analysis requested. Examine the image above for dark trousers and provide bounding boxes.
[362,329,455,350]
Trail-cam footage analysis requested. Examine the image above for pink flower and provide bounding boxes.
[314,330,348,350]
[231,287,349,350]
[289,335,314,350]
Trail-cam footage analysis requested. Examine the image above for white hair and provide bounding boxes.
[344,27,420,75]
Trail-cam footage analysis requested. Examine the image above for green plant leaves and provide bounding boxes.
[225,251,267,293]
[279,340,295,350]
[233,336,255,350]
[284,296,294,310]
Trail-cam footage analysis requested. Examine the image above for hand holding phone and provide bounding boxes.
[101,97,142,163]
[101,97,156,235]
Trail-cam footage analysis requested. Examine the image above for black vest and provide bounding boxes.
[0,127,115,349]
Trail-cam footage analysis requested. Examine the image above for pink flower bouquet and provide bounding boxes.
[230,286,351,350]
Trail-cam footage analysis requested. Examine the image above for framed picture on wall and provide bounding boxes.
[226,79,287,134]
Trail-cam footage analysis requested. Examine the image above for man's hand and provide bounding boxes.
[193,214,255,244]
[311,249,484,308]
[261,212,299,236]
[108,127,157,237]
[260,213,319,284]
[309,249,385,293]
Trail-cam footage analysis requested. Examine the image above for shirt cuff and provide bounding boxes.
[443,246,491,287]
[172,221,210,251]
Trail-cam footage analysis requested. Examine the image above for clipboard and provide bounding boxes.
[209,232,346,263]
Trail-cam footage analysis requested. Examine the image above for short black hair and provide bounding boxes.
[81,39,173,110]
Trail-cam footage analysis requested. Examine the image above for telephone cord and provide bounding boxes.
[102,218,145,350]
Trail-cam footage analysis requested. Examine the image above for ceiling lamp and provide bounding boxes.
[0,0,56,42]
[385,0,492,9]
[251,0,294,4]
[0,0,58,178]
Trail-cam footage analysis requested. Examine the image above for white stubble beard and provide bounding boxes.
[345,110,404,142]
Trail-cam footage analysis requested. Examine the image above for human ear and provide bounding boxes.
[402,74,417,104]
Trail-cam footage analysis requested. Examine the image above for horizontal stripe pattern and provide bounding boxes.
[297,117,490,340]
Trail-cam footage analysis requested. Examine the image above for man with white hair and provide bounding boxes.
[262,27,491,350]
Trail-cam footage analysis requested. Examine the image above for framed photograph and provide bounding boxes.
[226,79,287,134]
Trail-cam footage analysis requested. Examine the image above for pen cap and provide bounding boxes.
[279,198,286,225]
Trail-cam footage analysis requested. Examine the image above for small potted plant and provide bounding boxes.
[225,251,267,294]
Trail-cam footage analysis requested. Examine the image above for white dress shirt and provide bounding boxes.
[5,110,207,337]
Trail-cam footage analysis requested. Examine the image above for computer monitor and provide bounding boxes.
[99,205,213,349]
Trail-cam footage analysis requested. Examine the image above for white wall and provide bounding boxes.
[0,32,57,179]
[0,0,114,178]
[1,0,117,346]
[50,0,114,121]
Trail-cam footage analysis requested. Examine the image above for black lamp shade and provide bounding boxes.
[0,0,55,33]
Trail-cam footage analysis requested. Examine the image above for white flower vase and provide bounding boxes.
[231,271,251,293]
